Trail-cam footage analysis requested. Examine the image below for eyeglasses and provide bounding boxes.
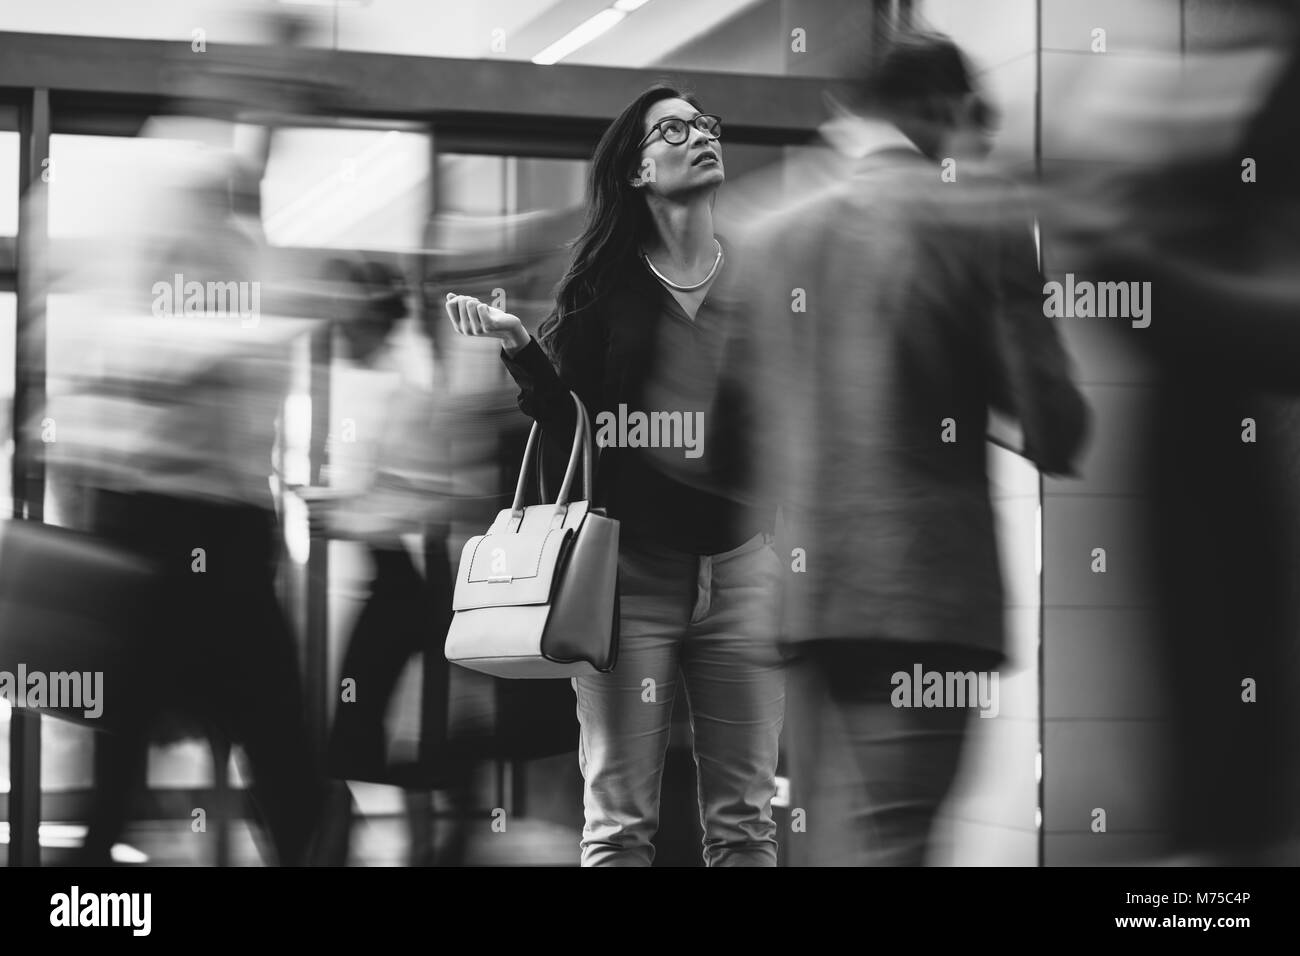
[637,114,722,150]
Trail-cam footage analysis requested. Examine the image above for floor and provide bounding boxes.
[0,813,582,866]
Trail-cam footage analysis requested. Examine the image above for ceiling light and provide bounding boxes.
[532,8,628,65]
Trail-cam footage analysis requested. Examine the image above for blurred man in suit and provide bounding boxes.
[723,33,1088,865]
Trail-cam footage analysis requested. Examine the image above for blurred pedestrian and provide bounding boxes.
[730,33,1088,865]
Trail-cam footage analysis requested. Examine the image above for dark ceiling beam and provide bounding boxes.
[0,31,826,141]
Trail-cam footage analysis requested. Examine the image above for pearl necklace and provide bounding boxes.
[642,239,723,291]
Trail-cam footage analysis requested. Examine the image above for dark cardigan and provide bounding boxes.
[499,247,771,554]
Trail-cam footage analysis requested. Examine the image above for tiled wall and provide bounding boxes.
[1038,0,1181,865]
[921,0,1194,865]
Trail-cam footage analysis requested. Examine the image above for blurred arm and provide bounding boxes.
[986,211,1090,477]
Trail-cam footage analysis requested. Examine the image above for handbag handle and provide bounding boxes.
[535,400,598,505]
[510,392,593,519]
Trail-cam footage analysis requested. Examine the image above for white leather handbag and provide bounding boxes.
[445,392,620,678]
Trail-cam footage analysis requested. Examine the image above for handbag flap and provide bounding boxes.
[452,502,589,611]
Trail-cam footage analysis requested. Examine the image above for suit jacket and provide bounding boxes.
[729,141,1088,656]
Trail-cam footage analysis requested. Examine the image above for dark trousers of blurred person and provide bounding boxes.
[326,540,446,781]
[785,639,998,866]
[324,528,483,866]
[79,489,326,866]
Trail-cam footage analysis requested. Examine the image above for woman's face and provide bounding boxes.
[634,97,724,199]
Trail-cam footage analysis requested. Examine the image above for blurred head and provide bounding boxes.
[856,32,990,160]
[947,90,999,161]
[324,258,407,364]
[540,84,719,348]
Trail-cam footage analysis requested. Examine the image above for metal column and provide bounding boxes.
[8,87,51,867]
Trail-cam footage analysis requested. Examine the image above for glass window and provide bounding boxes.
[44,130,236,528]
[336,0,873,78]
[0,132,18,237]
[427,153,585,389]
[0,291,17,793]
[48,130,235,239]
[261,127,431,250]
[1,1,878,79]
[38,129,276,795]
[0,0,294,44]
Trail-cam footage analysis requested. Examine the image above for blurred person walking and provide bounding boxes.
[444,86,784,866]
[730,34,1088,865]
[301,258,454,863]
[34,4,355,867]
[52,145,332,867]
[309,259,434,784]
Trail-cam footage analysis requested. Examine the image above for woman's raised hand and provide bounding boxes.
[444,293,531,353]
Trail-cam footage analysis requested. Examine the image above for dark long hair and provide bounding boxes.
[538,84,699,356]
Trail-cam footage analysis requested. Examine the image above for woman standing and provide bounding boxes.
[445,85,784,866]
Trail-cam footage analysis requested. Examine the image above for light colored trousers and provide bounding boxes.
[573,531,785,866]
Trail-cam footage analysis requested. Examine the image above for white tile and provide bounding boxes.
[934,818,1038,866]
[987,435,1040,498]
[916,0,1038,71]
[1042,0,1181,53]
[995,494,1040,609]
[998,608,1039,719]
[944,714,1039,831]
[981,52,1037,167]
